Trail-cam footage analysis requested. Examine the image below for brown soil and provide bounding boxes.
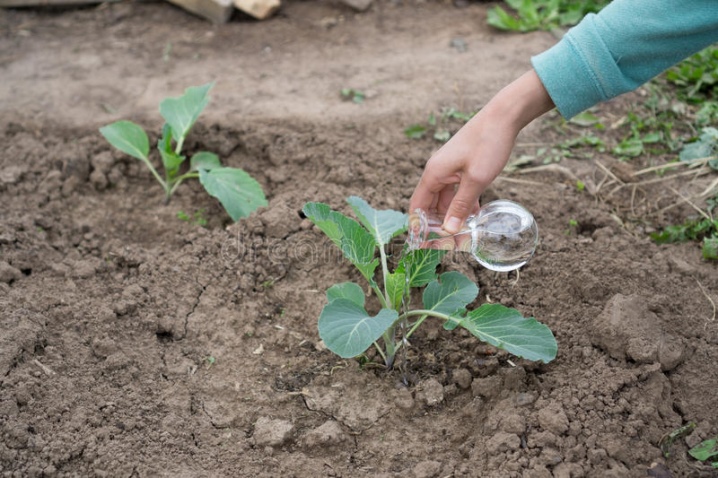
[1,2,717,477]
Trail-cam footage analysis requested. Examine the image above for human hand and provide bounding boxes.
[409,70,554,234]
[409,110,518,234]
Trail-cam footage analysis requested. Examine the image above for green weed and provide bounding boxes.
[340,88,366,104]
[177,209,209,227]
[666,46,718,100]
[404,107,476,143]
[487,0,609,33]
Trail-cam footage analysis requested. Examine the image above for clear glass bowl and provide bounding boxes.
[407,199,539,272]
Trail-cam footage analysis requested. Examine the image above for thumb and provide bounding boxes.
[442,178,483,234]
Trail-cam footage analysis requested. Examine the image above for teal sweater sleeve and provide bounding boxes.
[531,0,718,119]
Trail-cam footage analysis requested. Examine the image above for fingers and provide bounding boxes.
[437,184,456,215]
[442,174,484,234]
[409,176,437,215]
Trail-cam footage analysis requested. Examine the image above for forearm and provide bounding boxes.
[533,0,718,119]
[456,69,554,180]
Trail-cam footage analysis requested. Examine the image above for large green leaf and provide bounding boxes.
[459,304,557,363]
[326,282,365,307]
[318,299,398,358]
[423,271,478,317]
[397,249,446,287]
[346,196,407,246]
[302,202,378,281]
[99,120,149,161]
[159,83,213,142]
[199,167,267,221]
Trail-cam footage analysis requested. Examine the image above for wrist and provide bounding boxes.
[483,69,554,134]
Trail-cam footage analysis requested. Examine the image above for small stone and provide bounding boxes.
[122,284,145,299]
[70,259,97,279]
[104,352,131,371]
[485,431,520,453]
[499,412,526,435]
[530,430,558,449]
[113,300,137,317]
[301,420,346,449]
[0,166,25,185]
[537,447,563,467]
[538,405,569,435]
[471,375,502,400]
[90,169,108,190]
[450,37,468,53]
[452,368,472,390]
[514,392,536,407]
[415,378,444,407]
[394,388,414,410]
[340,0,372,11]
[412,460,442,478]
[91,151,115,174]
[647,462,673,478]
[253,417,294,447]
[91,338,119,359]
[0,398,19,416]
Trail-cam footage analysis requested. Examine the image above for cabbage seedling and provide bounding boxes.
[100,83,267,221]
[303,196,557,369]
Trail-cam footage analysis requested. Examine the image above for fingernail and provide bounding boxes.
[444,217,462,234]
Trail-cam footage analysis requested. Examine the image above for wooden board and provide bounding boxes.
[233,0,279,20]
[0,0,117,7]
[165,0,233,23]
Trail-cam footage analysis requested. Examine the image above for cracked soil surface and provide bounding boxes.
[1,1,717,477]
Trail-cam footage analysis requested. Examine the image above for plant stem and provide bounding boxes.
[373,341,387,363]
[167,172,199,199]
[383,328,397,369]
[400,309,456,322]
[142,158,168,192]
[371,284,389,309]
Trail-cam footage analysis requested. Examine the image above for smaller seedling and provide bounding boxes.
[100,83,267,222]
[565,218,579,236]
[177,209,208,227]
[651,215,718,260]
[340,88,366,104]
